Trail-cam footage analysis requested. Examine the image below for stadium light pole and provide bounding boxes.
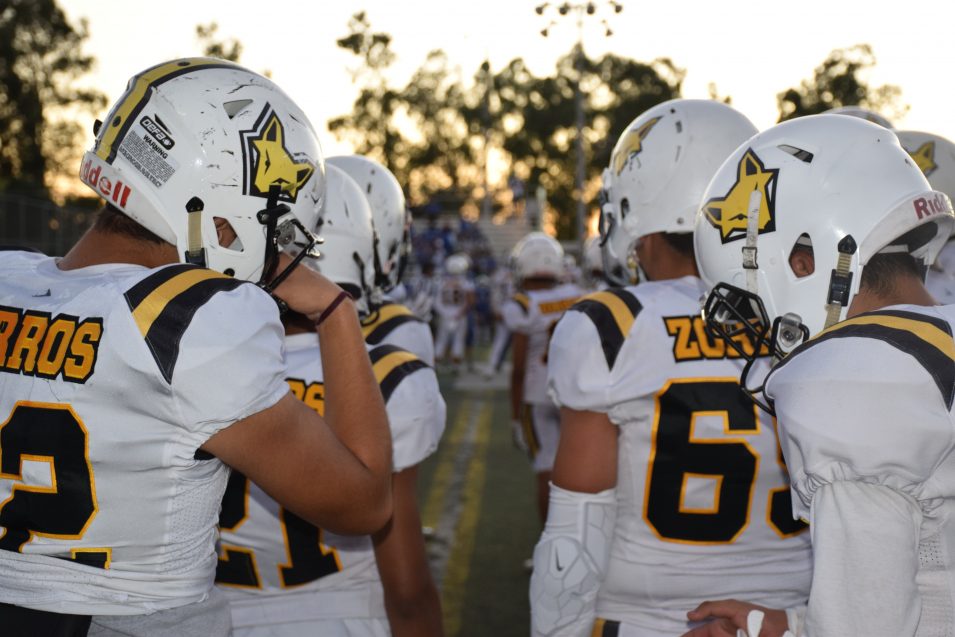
[537,1,622,256]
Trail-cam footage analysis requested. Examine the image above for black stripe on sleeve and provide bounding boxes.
[140,277,245,383]
[773,312,955,409]
[365,314,423,345]
[569,290,642,370]
[379,359,429,403]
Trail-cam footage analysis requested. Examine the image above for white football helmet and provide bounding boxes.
[326,155,407,291]
[824,105,893,129]
[445,253,471,276]
[80,57,325,284]
[511,232,564,282]
[696,114,954,380]
[895,130,955,202]
[306,164,377,312]
[599,99,757,286]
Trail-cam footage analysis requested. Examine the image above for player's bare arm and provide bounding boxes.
[204,253,393,535]
[372,466,444,637]
[551,407,618,493]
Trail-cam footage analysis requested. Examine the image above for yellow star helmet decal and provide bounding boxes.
[906,141,938,178]
[612,116,662,176]
[241,105,315,202]
[703,149,778,244]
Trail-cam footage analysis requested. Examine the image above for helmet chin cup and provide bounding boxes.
[701,282,795,415]
[257,185,321,307]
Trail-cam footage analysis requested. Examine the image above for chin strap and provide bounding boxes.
[184,197,206,267]
[743,189,762,295]
[255,185,322,312]
[823,235,857,330]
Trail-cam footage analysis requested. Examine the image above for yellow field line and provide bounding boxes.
[420,398,471,531]
[441,401,492,636]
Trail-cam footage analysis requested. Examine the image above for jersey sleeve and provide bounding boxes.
[370,345,446,471]
[547,308,616,413]
[805,480,921,635]
[502,295,532,332]
[547,288,646,415]
[170,283,288,446]
[767,335,955,521]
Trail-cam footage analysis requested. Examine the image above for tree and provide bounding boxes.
[776,44,905,122]
[0,0,106,195]
[327,12,406,171]
[328,14,683,239]
[196,22,242,63]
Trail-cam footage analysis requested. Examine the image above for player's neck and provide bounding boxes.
[643,256,698,282]
[58,226,179,271]
[847,275,937,317]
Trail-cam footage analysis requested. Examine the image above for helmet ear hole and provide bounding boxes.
[620,198,630,219]
[788,233,814,278]
[214,217,243,251]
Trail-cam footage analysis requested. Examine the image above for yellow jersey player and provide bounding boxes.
[216,165,444,636]
[0,60,393,636]
[532,99,812,637]
[505,233,584,525]
[690,115,955,635]
[326,155,435,366]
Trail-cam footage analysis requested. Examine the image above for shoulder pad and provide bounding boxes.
[362,303,423,345]
[777,309,955,409]
[368,343,429,402]
[124,264,245,382]
[569,288,643,370]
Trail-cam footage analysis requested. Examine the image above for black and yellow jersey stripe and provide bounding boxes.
[124,264,245,383]
[569,288,643,370]
[511,293,530,315]
[774,309,955,409]
[95,58,243,164]
[368,344,429,402]
[590,619,621,637]
[361,303,424,346]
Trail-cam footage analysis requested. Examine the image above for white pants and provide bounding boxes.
[434,314,467,361]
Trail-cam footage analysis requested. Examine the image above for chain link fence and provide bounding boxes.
[0,194,96,256]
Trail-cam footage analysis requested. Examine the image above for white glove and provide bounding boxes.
[511,419,530,454]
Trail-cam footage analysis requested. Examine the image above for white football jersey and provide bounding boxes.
[926,241,955,304]
[504,283,583,405]
[0,251,287,615]
[361,298,435,366]
[548,277,812,634]
[216,332,445,628]
[433,274,474,321]
[766,305,955,635]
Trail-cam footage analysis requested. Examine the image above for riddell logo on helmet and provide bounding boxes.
[913,194,948,220]
[80,157,132,208]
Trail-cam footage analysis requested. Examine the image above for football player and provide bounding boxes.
[481,260,515,377]
[504,232,583,525]
[689,114,955,635]
[0,59,393,636]
[895,130,955,303]
[216,165,445,637]
[326,156,435,366]
[433,253,476,370]
[532,99,812,637]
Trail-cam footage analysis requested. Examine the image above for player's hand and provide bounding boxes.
[270,252,346,320]
[511,419,529,454]
[681,601,790,637]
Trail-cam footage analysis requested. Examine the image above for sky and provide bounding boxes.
[61,0,955,170]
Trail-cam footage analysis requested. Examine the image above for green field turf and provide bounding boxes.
[416,366,542,637]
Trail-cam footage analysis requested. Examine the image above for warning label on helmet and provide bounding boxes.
[118,126,179,188]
